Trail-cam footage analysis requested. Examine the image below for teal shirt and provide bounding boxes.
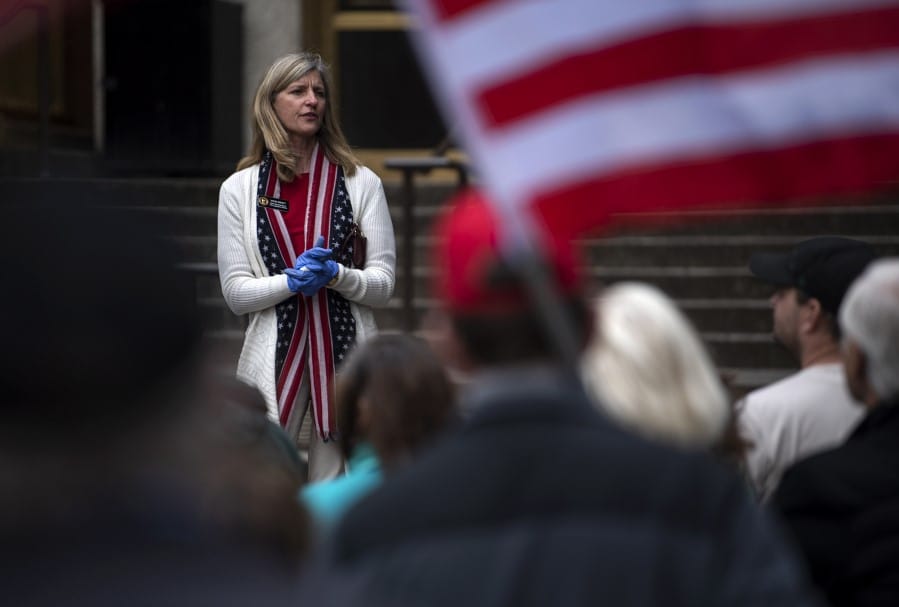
[301,442,382,533]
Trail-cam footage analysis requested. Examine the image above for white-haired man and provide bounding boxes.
[773,258,899,607]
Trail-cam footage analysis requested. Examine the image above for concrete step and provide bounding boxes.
[174,235,218,264]
[193,270,223,299]
[383,182,460,210]
[204,330,244,376]
[0,177,222,208]
[354,234,899,296]
[604,201,899,237]
[0,145,103,178]
[171,212,437,264]
[137,205,219,236]
[400,265,769,300]
[389,201,449,233]
[134,179,899,399]
[197,296,247,333]
[195,270,794,389]
[678,299,771,333]
[371,297,432,333]
[197,286,791,372]
[370,296,775,335]
[590,266,772,299]
[702,332,795,369]
[201,305,795,393]
[164,219,899,290]
[583,235,899,268]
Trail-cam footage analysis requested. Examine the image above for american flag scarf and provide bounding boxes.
[255,146,357,441]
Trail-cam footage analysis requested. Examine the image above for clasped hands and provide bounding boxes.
[284,235,338,296]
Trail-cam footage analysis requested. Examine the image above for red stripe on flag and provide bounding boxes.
[429,0,505,22]
[476,6,899,129]
[313,291,336,435]
[265,161,278,196]
[313,162,338,437]
[322,163,337,246]
[306,150,325,248]
[262,168,293,266]
[277,316,307,426]
[533,131,899,238]
[266,207,294,270]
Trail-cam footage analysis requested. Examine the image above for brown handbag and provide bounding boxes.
[334,222,367,269]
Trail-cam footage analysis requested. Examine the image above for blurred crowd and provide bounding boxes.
[3,187,897,607]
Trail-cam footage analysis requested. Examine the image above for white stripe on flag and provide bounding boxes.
[278,323,308,413]
[485,51,899,204]
[310,154,332,432]
[313,165,330,243]
[310,297,330,431]
[405,0,899,241]
[429,0,897,89]
[269,205,303,415]
[272,208,297,263]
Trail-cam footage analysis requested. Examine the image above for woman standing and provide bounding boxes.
[218,52,396,480]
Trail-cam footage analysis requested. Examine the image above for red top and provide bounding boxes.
[279,172,310,252]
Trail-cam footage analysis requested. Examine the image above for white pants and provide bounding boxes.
[284,370,344,483]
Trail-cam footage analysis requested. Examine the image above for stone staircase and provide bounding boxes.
[4,176,897,399]
[584,202,899,397]
[380,188,899,398]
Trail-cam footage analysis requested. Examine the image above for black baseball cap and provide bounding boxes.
[749,236,877,315]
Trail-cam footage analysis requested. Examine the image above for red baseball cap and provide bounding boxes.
[431,188,584,313]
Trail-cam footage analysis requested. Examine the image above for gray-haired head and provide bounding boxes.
[839,258,899,402]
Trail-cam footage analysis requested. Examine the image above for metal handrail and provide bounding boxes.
[383,155,469,332]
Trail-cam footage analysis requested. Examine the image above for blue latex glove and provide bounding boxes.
[285,261,337,296]
[293,235,333,271]
[286,236,339,295]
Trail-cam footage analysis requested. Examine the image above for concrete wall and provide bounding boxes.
[232,0,303,153]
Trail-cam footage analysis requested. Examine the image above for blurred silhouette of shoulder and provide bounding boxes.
[0,198,306,606]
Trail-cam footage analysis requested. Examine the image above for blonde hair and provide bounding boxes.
[238,52,359,182]
[581,282,729,448]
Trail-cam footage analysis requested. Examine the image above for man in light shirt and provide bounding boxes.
[736,236,876,501]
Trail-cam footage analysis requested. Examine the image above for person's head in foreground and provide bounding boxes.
[581,282,730,449]
[426,187,591,372]
[2,199,308,603]
[838,257,899,408]
[296,187,822,607]
[336,332,457,471]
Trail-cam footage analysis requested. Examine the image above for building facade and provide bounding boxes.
[0,0,446,178]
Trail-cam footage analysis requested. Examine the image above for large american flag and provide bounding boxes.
[403,0,899,241]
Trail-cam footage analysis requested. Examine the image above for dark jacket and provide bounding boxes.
[4,499,305,607]
[773,398,899,607]
[311,368,820,607]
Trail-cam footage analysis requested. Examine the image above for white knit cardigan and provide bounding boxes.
[217,163,396,421]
